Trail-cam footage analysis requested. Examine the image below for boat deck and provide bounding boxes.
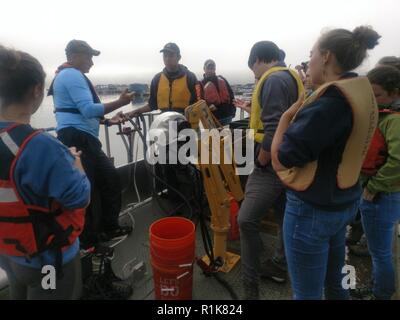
[100,196,294,300]
[0,159,388,300]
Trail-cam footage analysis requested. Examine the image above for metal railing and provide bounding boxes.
[104,109,248,162]
[104,111,161,162]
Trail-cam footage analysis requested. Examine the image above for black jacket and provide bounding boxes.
[148,64,199,110]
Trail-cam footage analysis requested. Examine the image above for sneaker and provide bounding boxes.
[100,225,133,242]
[260,258,287,283]
[242,280,260,300]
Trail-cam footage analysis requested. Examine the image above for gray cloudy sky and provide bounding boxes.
[1,0,399,85]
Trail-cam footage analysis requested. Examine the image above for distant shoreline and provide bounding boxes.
[93,83,255,96]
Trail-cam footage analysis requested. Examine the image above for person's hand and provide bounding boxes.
[125,110,140,119]
[107,111,128,125]
[69,147,84,172]
[257,148,271,167]
[295,65,304,71]
[118,89,135,105]
[283,92,305,120]
[233,98,251,110]
[69,147,82,158]
[363,188,375,202]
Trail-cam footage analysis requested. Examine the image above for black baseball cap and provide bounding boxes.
[65,40,100,56]
[160,42,180,55]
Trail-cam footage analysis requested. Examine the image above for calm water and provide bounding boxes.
[31,95,246,167]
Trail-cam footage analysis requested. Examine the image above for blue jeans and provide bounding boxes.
[283,191,358,300]
[360,192,400,300]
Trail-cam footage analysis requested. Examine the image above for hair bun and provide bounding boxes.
[0,45,20,72]
[352,26,381,50]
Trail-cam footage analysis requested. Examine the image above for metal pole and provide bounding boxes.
[240,109,245,120]
[128,131,133,163]
[104,124,111,158]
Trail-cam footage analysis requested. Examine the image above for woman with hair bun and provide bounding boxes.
[271,26,381,300]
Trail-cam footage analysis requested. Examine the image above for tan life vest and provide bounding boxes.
[248,67,304,143]
[277,76,378,191]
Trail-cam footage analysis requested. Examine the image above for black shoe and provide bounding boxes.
[100,225,133,242]
[260,258,287,283]
[110,280,134,299]
[243,280,260,300]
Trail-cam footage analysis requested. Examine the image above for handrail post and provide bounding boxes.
[104,124,112,158]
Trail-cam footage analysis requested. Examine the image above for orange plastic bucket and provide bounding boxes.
[149,217,196,300]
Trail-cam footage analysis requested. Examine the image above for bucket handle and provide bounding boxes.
[154,261,194,282]
[176,271,190,280]
[161,287,176,293]
[176,261,193,280]
[178,262,193,268]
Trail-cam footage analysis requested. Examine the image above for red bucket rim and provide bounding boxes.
[149,217,195,243]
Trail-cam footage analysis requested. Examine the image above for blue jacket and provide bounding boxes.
[51,68,104,138]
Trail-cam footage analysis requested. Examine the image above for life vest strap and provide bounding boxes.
[54,108,81,114]
[0,216,33,223]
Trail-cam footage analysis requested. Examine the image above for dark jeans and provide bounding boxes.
[284,191,358,300]
[0,253,81,300]
[238,166,286,283]
[58,127,122,243]
[360,192,400,300]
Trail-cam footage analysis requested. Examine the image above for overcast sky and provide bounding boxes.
[1,0,399,85]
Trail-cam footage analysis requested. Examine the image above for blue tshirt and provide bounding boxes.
[52,68,104,138]
[0,122,91,268]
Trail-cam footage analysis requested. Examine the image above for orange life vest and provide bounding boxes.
[362,109,400,176]
[203,77,231,106]
[0,124,85,258]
